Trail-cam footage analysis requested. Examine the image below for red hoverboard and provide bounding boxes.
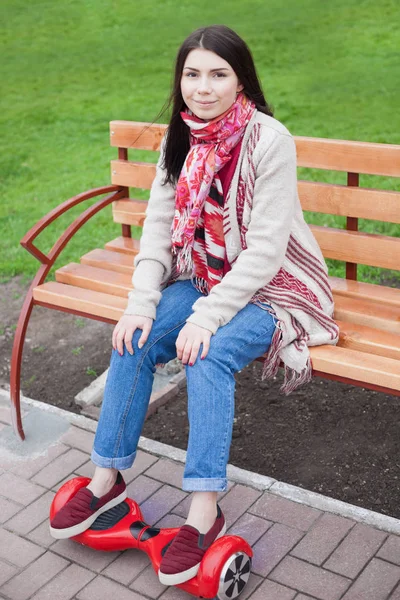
[50,477,253,599]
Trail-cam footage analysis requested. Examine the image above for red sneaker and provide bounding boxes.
[158,504,226,585]
[49,472,127,539]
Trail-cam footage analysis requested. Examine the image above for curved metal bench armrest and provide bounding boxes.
[20,185,123,265]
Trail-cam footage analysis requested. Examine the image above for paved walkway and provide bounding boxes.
[1,393,400,600]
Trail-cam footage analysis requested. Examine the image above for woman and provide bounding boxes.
[49,25,338,585]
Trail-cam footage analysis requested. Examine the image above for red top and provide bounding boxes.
[218,139,243,274]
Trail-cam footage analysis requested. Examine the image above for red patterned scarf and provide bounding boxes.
[171,92,256,293]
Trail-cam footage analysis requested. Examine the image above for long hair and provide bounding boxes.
[155,25,274,185]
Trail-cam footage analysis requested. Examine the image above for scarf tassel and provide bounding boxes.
[261,324,313,394]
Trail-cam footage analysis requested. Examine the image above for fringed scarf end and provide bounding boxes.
[280,357,313,395]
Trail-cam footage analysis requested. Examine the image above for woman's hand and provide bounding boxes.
[176,322,212,366]
[112,315,153,356]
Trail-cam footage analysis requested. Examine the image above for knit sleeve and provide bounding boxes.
[186,131,297,333]
[123,136,176,319]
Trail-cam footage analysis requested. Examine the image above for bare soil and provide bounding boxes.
[2,277,400,519]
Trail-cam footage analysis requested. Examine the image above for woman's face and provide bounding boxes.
[181,48,243,120]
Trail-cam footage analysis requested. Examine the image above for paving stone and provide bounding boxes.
[30,563,96,600]
[10,444,69,480]
[227,512,273,546]
[0,559,18,586]
[0,472,46,506]
[270,555,351,600]
[126,474,163,506]
[144,458,185,489]
[390,583,400,599]
[120,450,159,484]
[76,575,144,600]
[0,528,44,567]
[324,522,387,578]
[139,484,187,525]
[27,520,57,549]
[31,448,89,488]
[155,513,186,529]
[0,496,23,523]
[251,523,303,577]
[0,550,69,600]
[218,484,263,527]
[294,596,314,599]
[5,490,54,535]
[60,427,95,454]
[102,549,150,586]
[249,578,296,599]
[74,460,94,479]
[341,557,400,600]
[249,492,321,532]
[235,572,264,599]
[290,512,354,566]
[377,534,400,566]
[129,563,167,598]
[159,588,198,600]
[171,482,233,518]
[52,539,120,572]
[52,473,81,492]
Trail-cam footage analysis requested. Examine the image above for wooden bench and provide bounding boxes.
[10,121,400,440]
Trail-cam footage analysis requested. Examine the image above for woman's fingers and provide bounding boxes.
[200,337,210,360]
[188,341,201,366]
[181,338,192,365]
[138,321,152,349]
[124,329,135,355]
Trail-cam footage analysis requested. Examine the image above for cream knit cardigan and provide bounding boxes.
[124,110,339,392]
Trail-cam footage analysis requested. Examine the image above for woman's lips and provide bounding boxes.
[195,100,217,106]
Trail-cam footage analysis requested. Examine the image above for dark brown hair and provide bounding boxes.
[155,25,274,185]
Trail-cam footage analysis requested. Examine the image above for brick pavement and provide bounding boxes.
[1,397,400,600]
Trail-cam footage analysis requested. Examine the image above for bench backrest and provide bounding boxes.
[109,120,400,281]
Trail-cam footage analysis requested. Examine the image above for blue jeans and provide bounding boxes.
[91,280,276,492]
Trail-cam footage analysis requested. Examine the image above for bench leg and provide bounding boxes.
[10,290,35,441]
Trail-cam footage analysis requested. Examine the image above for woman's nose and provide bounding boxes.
[197,78,212,94]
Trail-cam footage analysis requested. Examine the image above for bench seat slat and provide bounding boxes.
[105,236,140,255]
[334,295,400,334]
[330,276,400,307]
[32,280,400,391]
[54,262,400,361]
[33,282,126,321]
[81,249,135,274]
[310,345,400,392]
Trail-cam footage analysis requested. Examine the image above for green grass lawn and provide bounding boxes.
[1,0,399,285]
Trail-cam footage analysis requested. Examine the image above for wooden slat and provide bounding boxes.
[310,345,400,391]
[330,276,400,308]
[296,136,400,176]
[110,121,167,150]
[33,282,126,321]
[299,181,400,223]
[81,249,134,274]
[105,236,140,255]
[310,225,400,271]
[111,160,155,189]
[112,199,147,226]
[337,320,400,361]
[333,295,400,334]
[56,263,132,297]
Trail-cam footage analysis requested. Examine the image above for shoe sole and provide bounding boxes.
[49,489,127,539]
[158,520,227,586]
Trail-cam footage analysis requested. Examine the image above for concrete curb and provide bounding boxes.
[2,389,400,536]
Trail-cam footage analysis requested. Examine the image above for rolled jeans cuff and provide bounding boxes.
[182,477,227,492]
[91,448,136,470]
